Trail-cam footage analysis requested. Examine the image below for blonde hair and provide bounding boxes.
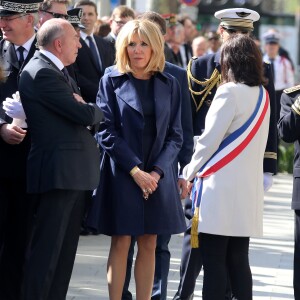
[115,19,165,75]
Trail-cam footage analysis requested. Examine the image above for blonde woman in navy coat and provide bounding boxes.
[91,19,186,300]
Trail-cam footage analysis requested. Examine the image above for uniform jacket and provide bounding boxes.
[189,51,277,174]
[73,36,114,103]
[19,51,103,193]
[164,62,193,173]
[278,87,300,210]
[0,38,38,179]
[183,83,270,237]
[88,69,185,236]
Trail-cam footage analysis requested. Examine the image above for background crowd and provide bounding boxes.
[0,0,299,300]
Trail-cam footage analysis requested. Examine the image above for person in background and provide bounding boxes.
[68,7,85,34]
[263,31,294,123]
[37,0,70,28]
[118,11,193,300]
[173,7,277,300]
[0,0,41,298]
[263,28,294,70]
[178,15,196,67]
[184,33,270,300]
[88,19,186,300]
[278,84,300,300]
[73,0,114,104]
[94,19,111,38]
[205,31,221,54]
[19,18,103,300]
[192,35,208,58]
[167,19,186,68]
[161,13,177,64]
[104,5,135,61]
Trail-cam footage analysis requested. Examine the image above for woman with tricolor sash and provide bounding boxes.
[183,34,270,299]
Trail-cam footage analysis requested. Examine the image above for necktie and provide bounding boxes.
[86,36,101,72]
[270,58,275,82]
[18,46,25,68]
[61,67,72,87]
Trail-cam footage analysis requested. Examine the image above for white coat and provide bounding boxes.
[183,82,270,237]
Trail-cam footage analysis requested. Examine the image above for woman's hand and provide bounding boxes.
[132,170,158,200]
[187,181,193,196]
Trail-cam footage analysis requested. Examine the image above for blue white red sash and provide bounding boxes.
[190,85,269,247]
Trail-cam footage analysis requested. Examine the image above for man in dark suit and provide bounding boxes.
[19,18,103,300]
[0,1,42,298]
[104,5,135,61]
[73,0,114,103]
[278,84,300,300]
[173,8,278,300]
[121,12,194,300]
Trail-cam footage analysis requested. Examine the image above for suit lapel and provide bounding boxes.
[80,37,100,72]
[6,42,19,70]
[22,37,39,69]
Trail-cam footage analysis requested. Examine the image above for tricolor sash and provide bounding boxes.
[190,85,269,248]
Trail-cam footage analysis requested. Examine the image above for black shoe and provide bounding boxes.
[173,292,194,300]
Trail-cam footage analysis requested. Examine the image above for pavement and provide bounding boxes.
[67,173,295,300]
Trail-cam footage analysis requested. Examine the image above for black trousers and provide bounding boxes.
[201,233,252,300]
[21,189,86,300]
[294,210,300,300]
[0,178,35,300]
[173,225,202,300]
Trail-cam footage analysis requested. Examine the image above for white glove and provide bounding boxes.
[2,92,27,128]
[263,172,273,192]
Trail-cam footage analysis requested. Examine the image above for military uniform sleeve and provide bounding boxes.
[263,62,278,174]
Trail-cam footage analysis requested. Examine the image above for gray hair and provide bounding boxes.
[37,18,66,48]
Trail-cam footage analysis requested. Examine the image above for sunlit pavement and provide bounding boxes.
[67,173,295,299]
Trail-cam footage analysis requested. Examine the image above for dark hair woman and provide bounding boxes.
[183,34,270,300]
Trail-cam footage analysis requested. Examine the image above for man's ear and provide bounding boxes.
[53,38,62,53]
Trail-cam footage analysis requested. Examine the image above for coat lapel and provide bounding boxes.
[115,77,143,116]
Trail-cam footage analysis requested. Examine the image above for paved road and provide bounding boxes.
[67,173,295,299]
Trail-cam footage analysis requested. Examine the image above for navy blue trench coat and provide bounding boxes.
[87,69,186,236]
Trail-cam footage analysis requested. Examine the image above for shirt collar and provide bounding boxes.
[39,49,64,71]
[80,31,94,41]
[14,34,35,54]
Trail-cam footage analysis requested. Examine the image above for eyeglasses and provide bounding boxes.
[40,10,69,20]
[225,28,249,35]
[0,13,28,22]
[113,19,126,26]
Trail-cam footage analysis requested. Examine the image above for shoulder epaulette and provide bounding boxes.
[187,58,221,112]
[284,85,300,94]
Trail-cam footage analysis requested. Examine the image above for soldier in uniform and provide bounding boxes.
[173,8,277,300]
[278,84,300,300]
[0,0,42,299]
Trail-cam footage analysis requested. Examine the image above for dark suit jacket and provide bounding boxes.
[0,38,39,179]
[73,36,114,103]
[164,62,193,173]
[19,51,103,193]
[278,89,300,209]
[103,33,116,63]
